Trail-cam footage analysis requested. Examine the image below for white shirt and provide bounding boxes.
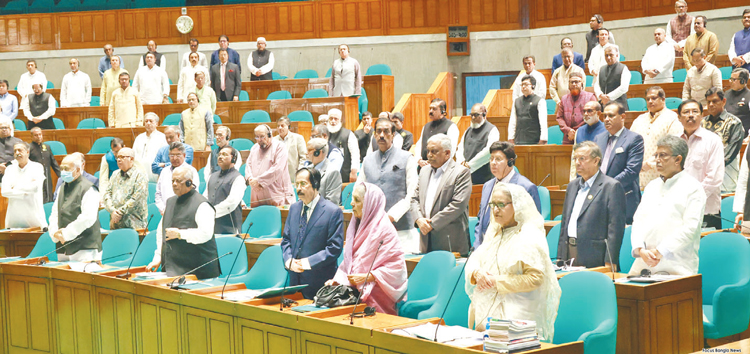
[139,54,167,72]
[456,120,500,172]
[630,171,706,276]
[133,130,168,182]
[508,96,548,141]
[588,43,615,77]
[177,65,210,102]
[203,172,246,219]
[567,172,598,238]
[1,160,47,228]
[593,64,631,101]
[17,71,47,100]
[22,94,56,121]
[424,160,449,218]
[247,51,275,76]
[356,145,418,222]
[151,201,215,266]
[181,51,208,70]
[729,32,750,65]
[48,180,100,242]
[641,41,676,84]
[132,65,170,105]
[666,16,696,48]
[60,70,92,107]
[734,145,750,213]
[511,70,546,101]
[154,164,200,213]
[413,122,460,160]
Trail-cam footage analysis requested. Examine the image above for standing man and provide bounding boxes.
[588,29,614,80]
[629,136,705,276]
[642,28,676,84]
[682,48,722,106]
[511,55,546,101]
[204,145,246,235]
[474,141,541,249]
[585,14,616,62]
[549,48,585,105]
[391,112,414,151]
[193,71,217,114]
[179,92,213,152]
[414,98,460,165]
[357,118,419,252]
[326,108,360,182]
[108,72,144,128]
[556,72,597,145]
[102,147,148,230]
[248,37,274,81]
[28,127,61,204]
[594,45,630,110]
[22,80,55,130]
[133,112,168,182]
[456,103,499,185]
[411,134,472,255]
[725,68,750,133]
[244,125,295,207]
[509,76,548,145]
[52,152,98,201]
[575,101,608,143]
[60,58,92,107]
[132,52,170,105]
[0,80,18,133]
[155,142,200,214]
[631,86,684,189]
[100,56,127,106]
[281,167,344,299]
[551,37,585,74]
[679,99,724,229]
[728,9,750,70]
[49,154,103,262]
[703,87,744,192]
[210,35,241,75]
[666,0,695,57]
[210,49,241,102]
[310,124,343,172]
[203,126,241,182]
[275,116,306,183]
[558,141,625,268]
[593,102,645,224]
[2,141,47,229]
[0,121,21,182]
[354,111,374,159]
[329,44,362,97]
[147,166,220,280]
[99,44,124,78]
[683,16,719,69]
[138,40,167,71]
[17,60,47,104]
[98,138,123,201]
[305,138,342,205]
[177,52,210,103]
[181,38,208,70]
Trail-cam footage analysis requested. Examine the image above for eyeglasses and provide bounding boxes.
[116,156,133,160]
[729,78,740,82]
[489,158,507,165]
[294,181,310,189]
[582,109,597,114]
[653,153,675,160]
[470,113,484,118]
[168,153,184,157]
[488,202,512,210]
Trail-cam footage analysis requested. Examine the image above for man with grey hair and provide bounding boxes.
[594,45,630,110]
[134,112,168,182]
[53,152,98,201]
[102,147,148,230]
[99,44,124,78]
[275,117,306,183]
[155,142,200,214]
[311,123,343,173]
[0,120,21,182]
[666,0,695,56]
[629,135,706,276]
[204,125,241,183]
[248,37,274,81]
[326,108,360,182]
[457,103,499,184]
[558,141,625,268]
[682,48,722,106]
[317,114,329,125]
[549,48,585,104]
[29,126,61,203]
[244,124,295,207]
[642,28,675,84]
[410,133,471,255]
[304,138,341,204]
[60,58,92,107]
[151,125,194,177]
[2,141,47,229]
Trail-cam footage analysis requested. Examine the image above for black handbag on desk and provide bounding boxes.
[313,285,360,308]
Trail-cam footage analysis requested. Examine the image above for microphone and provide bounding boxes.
[343,187,353,208]
[117,214,155,279]
[349,240,384,325]
[446,233,453,254]
[603,238,616,282]
[167,251,233,289]
[718,215,750,234]
[280,223,308,311]
[538,173,551,186]
[220,221,253,299]
[83,252,132,272]
[36,235,83,265]
[434,249,473,341]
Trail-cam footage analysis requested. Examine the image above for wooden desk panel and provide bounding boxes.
[514,145,574,187]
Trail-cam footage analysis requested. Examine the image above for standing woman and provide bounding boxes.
[326,183,408,315]
[465,182,561,341]
[100,55,127,106]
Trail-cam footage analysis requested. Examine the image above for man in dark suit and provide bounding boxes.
[474,141,541,249]
[210,48,241,102]
[280,167,344,299]
[28,127,61,203]
[594,102,644,224]
[558,141,625,269]
[410,134,472,255]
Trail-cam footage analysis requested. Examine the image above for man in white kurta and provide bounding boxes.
[328,44,362,97]
[17,60,47,106]
[456,103,500,181]
[511,56,547,101]
[1,141,47,229]
[177,52,210,103]
[133,112,168,182]
[193,72,216,115]
[108,73,144,128]
[588,30,615,79]
[548,49,585,104]
[60,58,92,107]
[179,93,214,152]
[132,53,170,105]
[244,125,295,207]
[630,136,705,276]
[155,142,200,214]
[641,28,676,84]
[181,39,208,70]
[274,116,307,183]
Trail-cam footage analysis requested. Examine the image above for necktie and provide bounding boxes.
[220,64,226,91]
[299,205,309,234]
[600,135,615,173]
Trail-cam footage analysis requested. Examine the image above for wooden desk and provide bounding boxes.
[0,230,44,258]
[545,220,561,234]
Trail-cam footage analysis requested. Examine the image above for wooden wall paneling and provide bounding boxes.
[250,2,315,41]
[54,280,97,354]
[236,318,298,354]
[465,0,524,31]
[299,331,368,354]
[182,306,236,354]
[362,75,395,114]
[4,275,55,353]
[0,15,57,51]
[469,184,482,216]
[137,296,183,354]
[319,0,383,38]
[96,288,137,354]
[385,0,452,36]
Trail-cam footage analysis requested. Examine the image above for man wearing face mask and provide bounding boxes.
[2,142,47,229]
[204,145,246,235]
[53,152,98,201]
[456,103,499,185]
[326,108,360,182]
[244,125,295,207]
[556,72,596,145]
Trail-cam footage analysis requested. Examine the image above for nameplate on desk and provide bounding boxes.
[618,274,686,283]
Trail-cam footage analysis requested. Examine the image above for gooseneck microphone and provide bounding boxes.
[221,221,253,299]
[538,173,551,186]
[168,251,233,289]
[434,249,473,342]
[117,214,155,279]
[37,235,83,265]
[603,238,616,282]
[349,240,384,325]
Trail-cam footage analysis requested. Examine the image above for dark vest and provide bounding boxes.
[354,129,372,160]
[161,189,220,279]
[598,63,629,110]
[207,168,243,234]
[57,177,102,255]
[420,118,454,160]
[463,122,495,184]
[250,50,273,81]
[362,146,414,230]
[733,29,750,70]
[329,128,353,182]
[514,95,542,145]
[143,52,163,67]
[28,93,55,130]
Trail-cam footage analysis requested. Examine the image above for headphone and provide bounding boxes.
[297,167,321,190]
[262,124,272,138]
[185,179,193,187]
[313,145,324,157]
[507,158,515,167]
[223,146,238,164]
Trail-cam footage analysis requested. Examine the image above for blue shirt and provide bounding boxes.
[575,121,607,143]
[151,144,194,176]
[551,52,585,74]
[210,48,241,74]
[0,93,18,121]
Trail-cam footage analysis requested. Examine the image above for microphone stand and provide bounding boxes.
[168,251,233,289]
[349,240,384,325]
[538,173,551,186]
[220,221,253,299]
[36,235,82,265]
[433,249,473,342]
[603,238,616,282]
[84,252,133,272]
[117,214,155,279]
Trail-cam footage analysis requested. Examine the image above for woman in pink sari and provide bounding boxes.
[325,183,408,315]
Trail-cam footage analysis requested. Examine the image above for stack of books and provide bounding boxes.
[483,318,541,353]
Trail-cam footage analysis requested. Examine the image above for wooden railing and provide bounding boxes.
[392,72,455,142]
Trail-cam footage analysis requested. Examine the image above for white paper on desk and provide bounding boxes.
[68,262,104,273]
[222,289,263,302]
[133,272,168,279]
[402,323,483,344]
[626,274,686,283]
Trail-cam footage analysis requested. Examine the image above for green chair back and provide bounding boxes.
[13,119,26,131]
[147,183,157,204]
[242,205,282,238]
[417,264,471,327]
[77,118,106,129]
[538,186,551,220]
[366,64,392,76]
[240,110,271,124]
[294,69,319,79]
[46,141,67,156]
[238,245,287,289]
[215,236,248,277]
[43,202,54,224]
[673,69,687,83]
[547,126,563,145]
[546,99,556,115]
[147,203,161,231]
[52,118,65,129]
[229,138,254,151]
[302,89,328,99]
[627,97,647,111]
[547,223,560,260]
[239,90,250,101]
[288,110,314,123]
[720,196,736,229]
[102,228,140,265]
[26,232,58,261]
[267,90,292,100]
[468,216,478,248]
[619,225,634,273]
[341,183,355,210]
[665,97,682,110]
[89,137,114,154]
[162,113,182,126]
[629,71,642,85]
[130,231,158,267]
[99,209,111,230]
[398,251,456,319]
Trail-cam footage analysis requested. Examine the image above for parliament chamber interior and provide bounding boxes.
[0,0,750,353]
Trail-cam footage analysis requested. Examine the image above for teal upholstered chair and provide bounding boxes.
[52,118,65,130]
[228,245,287,289]
[89,137,114,154]
[26,232,57,261]
[102,228,140,265]
[547,223,560,260]
[673,68,687,83]
[468,217,478,249]
[341,183,355,210]
[538,186,551,220]
[619,226,635,273]
[229,138,254,151]
[147,203,161,231]
[547,126,563,145]
[554,271,617,352]
[13,119,26,132]
[546,99,557,115]
[288,110,314,123]
[302,89,328,99]
[398,251,456,319]
[294,69,319,79]
[665,97,682,110]
[46,141,67,156]
[129,231,157,267]
[627,97,647,111]
[162,113,182,126]
[240,110,271,123]
[629,71,642,85]
[720,196,736,229]
[242,206,281,238]
[267,90,292,100]
[365,64,392,76]
[215,235,249,278]
[417,265,471,327]
[77,118,106,129]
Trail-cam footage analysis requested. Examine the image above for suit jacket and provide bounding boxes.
[210,62,242,101]
[316,159,342,205]
[410,159,472,255]
[558,173,626,268]
[593,128,644,224]
[29,141,61,204]
[473,173,541,249]
[280,197,344,299]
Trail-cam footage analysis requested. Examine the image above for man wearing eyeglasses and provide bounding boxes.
[310,124,343,173]
[102,147,148,230]
[456,104,499,185]
[244,125,294,207]
[204,145,246,235]
[629,135,705,276]
[155,142,199,215]
[556,72,597,145]
[558,141,625,269]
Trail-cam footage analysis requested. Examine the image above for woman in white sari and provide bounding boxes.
[465,182,561,342]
